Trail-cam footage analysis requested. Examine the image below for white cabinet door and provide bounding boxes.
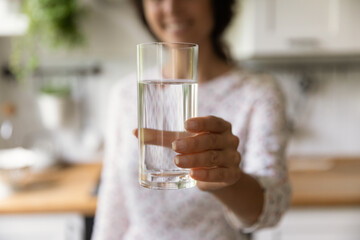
[253,207,360,240]
[0,14,28,36]
[0,214,85,240]
[232,0,360,59]
[254,0,333,54]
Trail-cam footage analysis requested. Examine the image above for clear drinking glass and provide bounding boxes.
[137,42,198,190]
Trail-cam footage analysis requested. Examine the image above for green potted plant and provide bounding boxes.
[10,0,86,81]
[36,83,75,130]
[9,0,86,130]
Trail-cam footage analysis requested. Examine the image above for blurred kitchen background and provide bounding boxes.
[0,0,360,239]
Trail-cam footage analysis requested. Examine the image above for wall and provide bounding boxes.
[0,38,43,149]
[274,66,360,156]
[1,1,359,157]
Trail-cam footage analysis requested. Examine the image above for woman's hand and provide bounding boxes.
[173,116,243,191]
[133,116,243,191]
[134,116,262,224]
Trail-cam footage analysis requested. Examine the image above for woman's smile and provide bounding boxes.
[163,20,192,35]
[144,0,214,44]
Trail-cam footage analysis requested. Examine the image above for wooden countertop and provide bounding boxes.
[289,156,360,206]
[0,163,101,216]
[0,156,359,215]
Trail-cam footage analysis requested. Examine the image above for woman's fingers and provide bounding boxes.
[172,132,239,153]
[175,150,241,168]
[185,116,231,133]
[133,128,192,148]
[190,167,242,183]
[196,181,230,191]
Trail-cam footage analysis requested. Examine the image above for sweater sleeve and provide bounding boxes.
[91,82,130,240]
[226,75,291,233]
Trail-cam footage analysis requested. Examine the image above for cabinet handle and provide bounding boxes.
[288,38,321,49]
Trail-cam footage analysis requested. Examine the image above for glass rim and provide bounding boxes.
[137,42,198,49]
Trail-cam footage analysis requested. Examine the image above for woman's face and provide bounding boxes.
[143,0,214,44]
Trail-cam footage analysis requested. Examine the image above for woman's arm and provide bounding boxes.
[173,79,291,230]
[172,116,263,226]
[210,171,264,226]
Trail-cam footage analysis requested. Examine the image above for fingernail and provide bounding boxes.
[175,156,180,165]
[172,140,186,151]
[185,120,198,130]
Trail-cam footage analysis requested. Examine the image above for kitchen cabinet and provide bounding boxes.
[0,0,28,36]
[0,163,100,240]
[0,14,28,36]
[254,156,360,240]
[0,214,84,240]
[232,0,360,60]
[254,207,360,240]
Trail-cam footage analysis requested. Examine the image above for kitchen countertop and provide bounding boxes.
[0,163,100,216]
[289,156,360,206]
[0,156,359,216]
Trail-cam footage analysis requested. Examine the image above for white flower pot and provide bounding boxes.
[37,94,75,130]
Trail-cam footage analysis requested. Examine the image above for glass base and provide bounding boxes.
[140,171,196,190]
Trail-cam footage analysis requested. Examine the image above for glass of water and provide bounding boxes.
[137,42,198,190]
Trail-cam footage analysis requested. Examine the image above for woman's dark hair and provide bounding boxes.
[133,0,236,62]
